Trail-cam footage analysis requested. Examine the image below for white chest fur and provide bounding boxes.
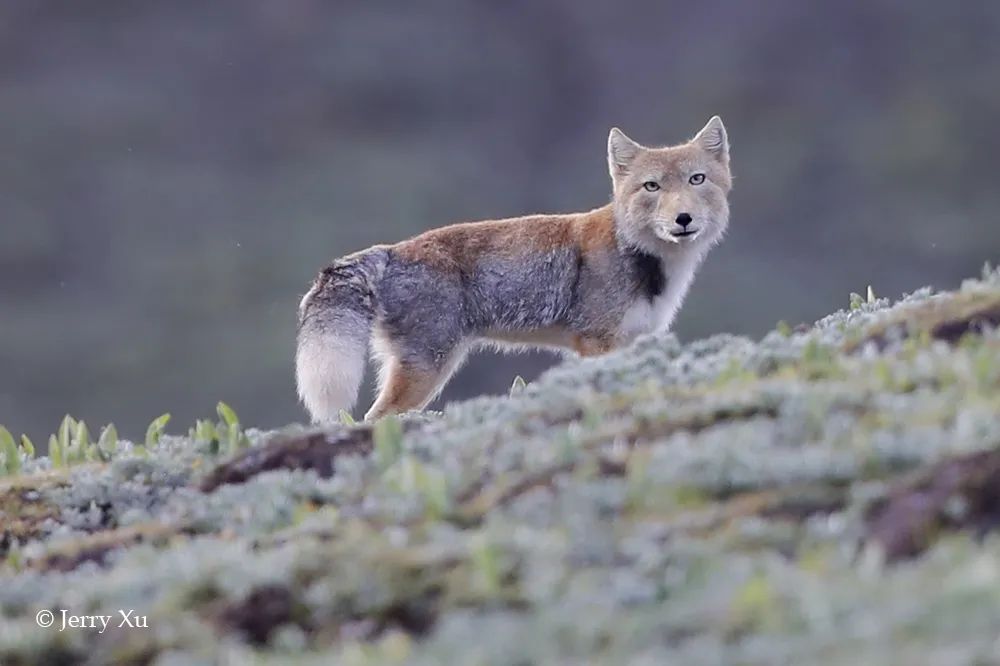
[616,250,702,342]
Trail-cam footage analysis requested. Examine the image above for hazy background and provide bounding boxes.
[2,1,998,443]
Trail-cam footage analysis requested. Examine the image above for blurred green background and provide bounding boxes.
[1,1,998,443]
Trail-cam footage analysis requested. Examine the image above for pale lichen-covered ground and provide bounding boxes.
[2,268,1000,665]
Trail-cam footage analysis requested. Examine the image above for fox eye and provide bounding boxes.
[642,181,660,192]
[689,173,706,185]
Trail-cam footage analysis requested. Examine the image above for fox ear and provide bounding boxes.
[608,127,642,178]
[692,116,729,164]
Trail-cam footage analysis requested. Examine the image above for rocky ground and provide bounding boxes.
[2,267,1000,665]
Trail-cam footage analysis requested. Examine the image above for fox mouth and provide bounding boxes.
[654,222,701,244]
[668,228,701,242]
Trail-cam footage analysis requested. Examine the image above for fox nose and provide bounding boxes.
[675,213,693,227]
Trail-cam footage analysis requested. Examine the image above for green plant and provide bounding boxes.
[96,424,118,461]
[188,403,249,454]
[0,426,21,475]
[373,414,404,470]
[10,415,123,469]
[217,402,249,453]
[145,413,171,447]
[48,434,63,468]
[849,285,877,311]
[19,434,35,458]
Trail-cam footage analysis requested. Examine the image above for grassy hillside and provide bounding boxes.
[2,267,1000,665]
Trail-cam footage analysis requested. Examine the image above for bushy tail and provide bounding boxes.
[295,248,387,423]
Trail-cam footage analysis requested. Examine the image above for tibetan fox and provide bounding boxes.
[297,117,732,422]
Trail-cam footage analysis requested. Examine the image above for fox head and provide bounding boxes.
[608,117,731,254]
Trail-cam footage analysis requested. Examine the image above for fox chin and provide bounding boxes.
[297,116,732,422]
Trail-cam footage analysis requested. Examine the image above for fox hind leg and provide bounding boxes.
[365,359,438,421]
[365,327,467,421]
[366,270,467,420]
[364,351,466,421]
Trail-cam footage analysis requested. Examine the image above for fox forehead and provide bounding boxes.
[629,144,727,184]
